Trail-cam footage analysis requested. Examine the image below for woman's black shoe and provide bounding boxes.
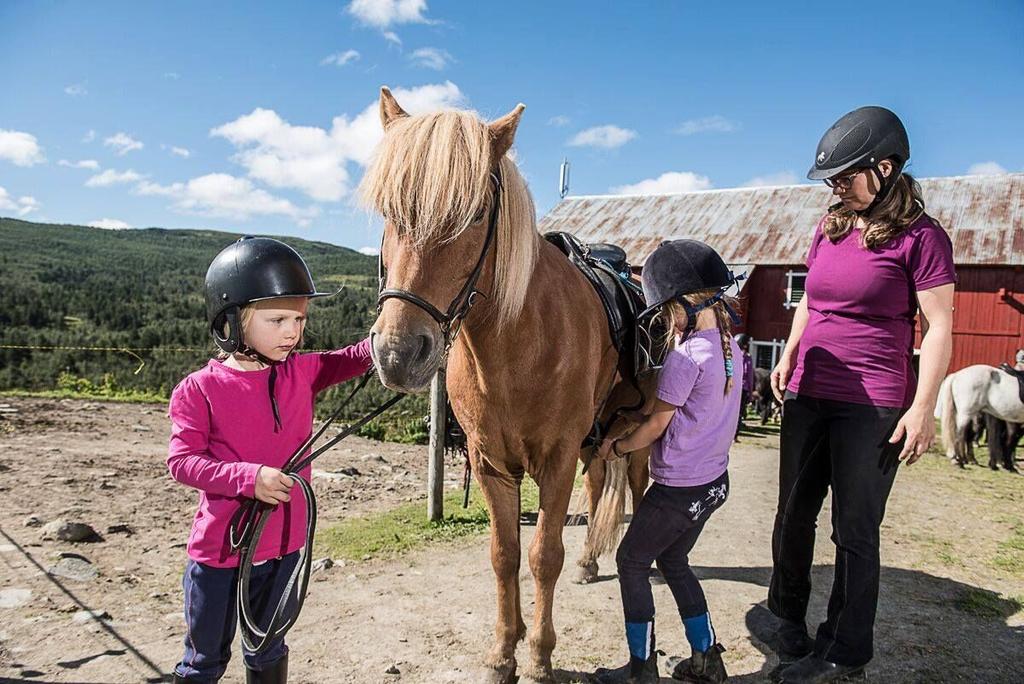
[592,652,660,683]
[777,654,865,683]
[775,618,813,662]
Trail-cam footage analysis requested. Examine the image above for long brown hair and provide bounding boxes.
[823,171,926,248]
[660,289,736,397]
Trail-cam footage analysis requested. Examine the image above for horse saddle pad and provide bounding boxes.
[543,231,651,380]
[998,363,1024,405]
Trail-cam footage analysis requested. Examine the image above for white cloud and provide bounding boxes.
[82,129,96,143]
[741,171,798,187]
[162,145,191,158]
[547,115,570,127]
[104,132,144,155]
[348,0,429,28]
[85,169,144,187]
[611,171,712,196]
[357,246,381,256]
[382,31,402,46]
[58,159,101,170]
[88,218,132,230]
[568,125,637,149]
[674,115,739,136]
[64,83,88,96]
[136,173,319,225]
[0,129,46,166]
[967,161,1008,176]
[210,81,466,202]
[164,72,181,80]
[409,47,452,70]
[0,186,40,216]
[321,50,361,67]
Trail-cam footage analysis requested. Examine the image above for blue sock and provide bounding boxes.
[624,621,654,660]
[683,612,715,653]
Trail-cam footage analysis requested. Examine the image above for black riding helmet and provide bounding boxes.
[205,236,332,355]
[808,106,910,215]
[640,239,741,339]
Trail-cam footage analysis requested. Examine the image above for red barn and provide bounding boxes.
[538,173,1024,372]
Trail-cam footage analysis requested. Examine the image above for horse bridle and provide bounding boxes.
[377,169,502,353]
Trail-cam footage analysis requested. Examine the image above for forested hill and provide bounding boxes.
[0,217,390,405]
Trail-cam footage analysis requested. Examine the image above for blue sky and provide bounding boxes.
[1,1,1021,253]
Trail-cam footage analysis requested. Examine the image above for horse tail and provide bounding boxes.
[940,375,957,458]
[587,458,628,558]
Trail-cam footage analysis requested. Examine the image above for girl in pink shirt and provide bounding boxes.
[168,237,372,684]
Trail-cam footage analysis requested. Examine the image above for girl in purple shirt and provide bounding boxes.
[168,237,372,684]
[768,108,956,684]
[592,240,741,684]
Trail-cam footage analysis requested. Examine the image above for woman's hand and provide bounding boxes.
[889,404,936,465]
[770,354,794,402]
[254,466,294,505]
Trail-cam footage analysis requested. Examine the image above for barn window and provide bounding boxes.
[750,339,786,371]
[784,271,807,310]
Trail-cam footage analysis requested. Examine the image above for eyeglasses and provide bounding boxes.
[823,169,864,190]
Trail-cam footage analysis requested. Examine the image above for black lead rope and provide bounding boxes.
[229,369,405,653]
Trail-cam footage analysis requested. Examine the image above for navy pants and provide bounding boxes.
[616,471,729,625]
[768,393,902,667]
[174,551,299,682]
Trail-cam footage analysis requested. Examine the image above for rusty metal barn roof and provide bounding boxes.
[538,173,1024,266]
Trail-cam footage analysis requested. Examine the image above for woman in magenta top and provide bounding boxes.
[768,107,955,683]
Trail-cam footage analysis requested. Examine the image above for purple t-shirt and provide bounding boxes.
[651,329,742,487]
[788,214,956,408]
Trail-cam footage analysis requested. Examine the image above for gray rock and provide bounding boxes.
[385,664,401,675]
[311,557,334,574]
[23,515,43,527]
[0,588,31,608]
[41,520,98,542]
[71,609,110,624]
[48,553,98,581]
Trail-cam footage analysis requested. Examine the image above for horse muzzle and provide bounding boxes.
[369,327,444,393]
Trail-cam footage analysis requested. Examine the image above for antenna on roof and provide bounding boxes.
[559,158,571,199]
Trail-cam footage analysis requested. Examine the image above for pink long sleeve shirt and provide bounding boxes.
[167,338,373,567]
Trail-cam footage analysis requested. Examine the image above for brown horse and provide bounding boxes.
[361,87,644,682]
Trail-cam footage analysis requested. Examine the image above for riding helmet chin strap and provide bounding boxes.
[675,274,745,343]
[857,162,904,218]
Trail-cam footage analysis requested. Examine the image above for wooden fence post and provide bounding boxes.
[427,367,447,521]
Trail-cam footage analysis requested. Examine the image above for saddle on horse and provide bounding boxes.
[998,363,1024,406]
[543,231,663,383]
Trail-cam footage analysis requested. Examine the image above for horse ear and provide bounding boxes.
[488,104,526,159]
[379,86,409,129]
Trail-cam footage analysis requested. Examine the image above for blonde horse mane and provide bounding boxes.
[358,109,538,330]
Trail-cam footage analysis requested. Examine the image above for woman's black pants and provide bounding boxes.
[768,393,903,667]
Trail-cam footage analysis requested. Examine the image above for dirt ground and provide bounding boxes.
[1,396,1022,683]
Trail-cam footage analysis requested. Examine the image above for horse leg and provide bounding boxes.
[521,456,576,683]
[476,465,526,684]
[1006,423,1021,472]
[574,456,605,584]
[627,447,650,514]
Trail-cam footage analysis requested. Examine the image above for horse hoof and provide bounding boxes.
[520,663,555,683]
[573,561,599,584]
[482,656,517,684]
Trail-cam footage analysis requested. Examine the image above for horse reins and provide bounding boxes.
[230,369,405,654]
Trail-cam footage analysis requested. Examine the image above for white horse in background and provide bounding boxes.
[936,364,1024,470]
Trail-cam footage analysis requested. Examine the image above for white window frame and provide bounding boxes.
[750,338,787,371]
[784,270,807,310]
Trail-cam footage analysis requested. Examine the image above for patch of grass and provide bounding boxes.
[993,524,1024,576]
[954,587,1024,619]
[316,478,541,562]
[906,531,964,568]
